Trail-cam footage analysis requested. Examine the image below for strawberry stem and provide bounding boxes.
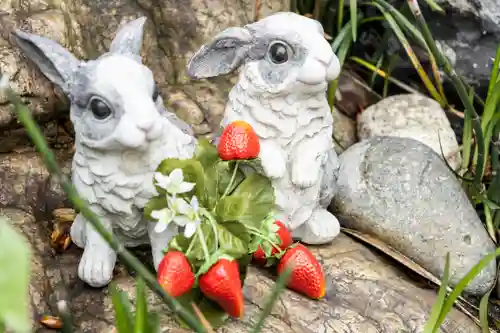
[197,225,211,262]
[221,160,240,200]
[200,207,219,251]
[245,225,282,253]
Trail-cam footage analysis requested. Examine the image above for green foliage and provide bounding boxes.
[0,219,32,333]
[111,278,162,333]
[145,137,277,328]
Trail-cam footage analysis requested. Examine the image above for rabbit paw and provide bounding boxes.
[78,242,117,287]
[292,208,340,245]
[70,214,86,248]
[291,165,320,188]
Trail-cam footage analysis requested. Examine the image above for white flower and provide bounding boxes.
[172,196,201,238]
[154,168,195,196]
[151,207,175,233]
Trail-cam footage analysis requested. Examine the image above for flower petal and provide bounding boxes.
[173,215,192,227]
[169,168,184,186]
[154,221,167,233]
[177,182,195,194]
[184,222,198,238]
[190,196,199,211]
[154,172,170,190]
[175,198,192,215]
[150,209,165,221]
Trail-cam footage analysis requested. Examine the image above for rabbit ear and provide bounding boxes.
[187,27,254,79]
[11,30,79,91]
[109,17,147,56]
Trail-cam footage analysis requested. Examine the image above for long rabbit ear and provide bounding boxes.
[186,27,254,79]
[109,17,147,56]
[11,30,79,92]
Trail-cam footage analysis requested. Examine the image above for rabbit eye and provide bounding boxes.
[268,41,289,64]
[152,85,160,102]
[89,98,112,120]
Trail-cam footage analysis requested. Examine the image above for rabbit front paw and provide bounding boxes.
[291,164,320,188]
[259,141,286,179]
[78,233,117,287]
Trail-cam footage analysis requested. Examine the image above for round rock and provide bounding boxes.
[357,94,462,170]
[331,136,496,296]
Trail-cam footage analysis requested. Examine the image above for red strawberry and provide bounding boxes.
[157,251,195,297]
[218,120,260,160]
[253,220,293,264]
[277,244,326,299]
[199,259,245,318]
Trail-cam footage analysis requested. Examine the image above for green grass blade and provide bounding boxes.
[337,0,345,34]
[422,0,445,13]
[110,284,134,333]
[134,278,148,333]
[367,1,444,106]
[331,20,352,52]
[349,56,425,95]
[434,248,500,329]
[250,267,292,333]
[461,87,474,171]
[349,0,358,41]
[487,44,500,101]
[423,253,451,333]
[480,287,494,333]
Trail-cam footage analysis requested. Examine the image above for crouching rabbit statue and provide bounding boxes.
[13,17,197,287]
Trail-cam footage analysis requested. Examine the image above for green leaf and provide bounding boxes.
[216,222,249,259]
[143,196,168,221]
[133,278,148,333]
[170,224,216,269]
[155,158,205,200]
[216,161,245,197]
[0,219,32,333]
[195,138,219,165]
[110,283,134,333]
[216,173,275,229]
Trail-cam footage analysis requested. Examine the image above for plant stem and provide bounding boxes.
[406,0,485,190]
[250,267,292,333]
[246,225,282,252]
[197,226,211,261]
[200,208,219,250]
[2,86,206,333]
[221,161,240,200]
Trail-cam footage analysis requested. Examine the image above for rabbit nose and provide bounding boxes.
[138,118,155,132]
[325,55,341,81]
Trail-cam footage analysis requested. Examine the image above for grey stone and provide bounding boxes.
[357,94,462,170]
[332,106,357,155]
[331,136,496,296]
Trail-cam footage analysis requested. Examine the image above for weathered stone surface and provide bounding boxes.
[0,149,72,218]
[331,136,496,296]
[357,94,462,170]
[332,107,357,154]
[0,0,288,147]
[0,205,480,332]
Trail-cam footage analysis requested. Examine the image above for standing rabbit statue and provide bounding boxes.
[13,17,197,287]
[187,12,341,245]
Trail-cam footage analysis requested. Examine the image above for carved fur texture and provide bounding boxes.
[187,12,341,245]
[13,17,197,287]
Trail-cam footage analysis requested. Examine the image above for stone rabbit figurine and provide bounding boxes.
[13,17,197,287]
[187,12,341,245]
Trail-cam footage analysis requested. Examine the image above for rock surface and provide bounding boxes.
[332,107,357,154]
[331,136,496,296]
[2,204,480,333]
[388,0,500,92]
[0,0,288,149]
[357,94,462,170]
